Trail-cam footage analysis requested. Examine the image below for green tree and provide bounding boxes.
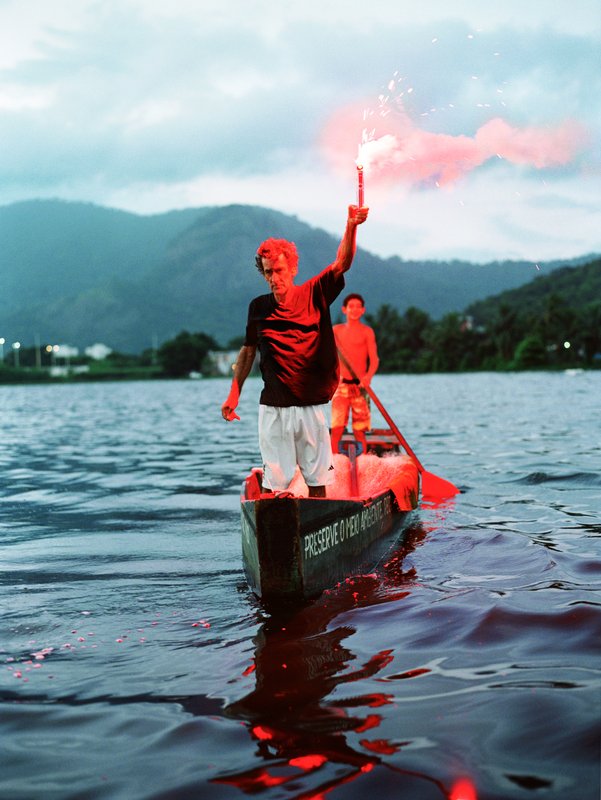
[536,293,577,359]
[158,330,219,377]
[578,302,601,365]
[424,313,476,372]
[365,304,406,372]
[106,350,140,367]
[490,303,522,365]
[398,306,432,371]
[365,305,433,373]
[512,334,548,369]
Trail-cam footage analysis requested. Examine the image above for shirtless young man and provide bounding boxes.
[330,293,379,455]
[221,205,369,498]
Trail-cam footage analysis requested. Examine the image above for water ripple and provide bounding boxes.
[1,374,600,800]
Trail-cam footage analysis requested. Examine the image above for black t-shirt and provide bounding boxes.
[244,267,345,407]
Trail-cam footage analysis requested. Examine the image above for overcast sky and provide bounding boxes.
[1,0,600,262]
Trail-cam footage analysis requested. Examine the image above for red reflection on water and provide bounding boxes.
[360,738,400,755]
[354,713,381,733]
[404,667,430,678]
[289,754,327,769]
[421,496,457,510]
[251,724,273,741]
[386,667,431,680]
[345,648,394,682]
[216,766,288,791]
[450,777,478,800]
[366,692,394,707]
[212,524,452,799]
[215,749,376,797]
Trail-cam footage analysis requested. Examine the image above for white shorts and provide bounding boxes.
[258,404,334,491]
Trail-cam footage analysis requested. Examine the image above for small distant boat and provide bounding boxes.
[240,429,420,604]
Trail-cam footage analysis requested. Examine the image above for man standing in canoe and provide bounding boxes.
[330,293,379,456]
[221,203,369,497]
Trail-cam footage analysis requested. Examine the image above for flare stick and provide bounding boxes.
[357,164,364,207]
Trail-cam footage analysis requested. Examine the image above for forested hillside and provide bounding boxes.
[1,199,595,353]
[366,258,601,372]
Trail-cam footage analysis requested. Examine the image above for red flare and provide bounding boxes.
[357,163,364,206]
[450,777,478,800]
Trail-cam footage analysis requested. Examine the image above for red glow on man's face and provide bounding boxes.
[262,254,296,302]
[450,777,478,800]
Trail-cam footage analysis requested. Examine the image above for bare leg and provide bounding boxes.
[353,428,368,453]
[308,485,326,498]
[330,426,344,455]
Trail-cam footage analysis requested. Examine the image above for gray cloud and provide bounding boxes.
[0,1,599,259]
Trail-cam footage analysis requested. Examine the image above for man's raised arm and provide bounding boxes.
[330,204,369,279]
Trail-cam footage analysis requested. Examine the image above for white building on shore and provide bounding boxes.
[85,343,113,360]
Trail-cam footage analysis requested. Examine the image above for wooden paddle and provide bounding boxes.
[336,346,460,499]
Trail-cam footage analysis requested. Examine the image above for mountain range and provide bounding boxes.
[0,199,596,353]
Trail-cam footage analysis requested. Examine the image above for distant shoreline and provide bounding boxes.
[0,367,166,385]
[1,366,597,386]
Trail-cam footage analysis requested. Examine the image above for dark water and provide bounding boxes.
[1,372,599,800]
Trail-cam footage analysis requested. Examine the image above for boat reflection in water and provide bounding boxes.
[212,521,466,799]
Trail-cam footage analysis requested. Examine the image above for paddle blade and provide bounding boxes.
[421,470,460,500]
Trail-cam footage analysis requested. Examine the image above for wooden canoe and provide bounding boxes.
[240,429,420,604]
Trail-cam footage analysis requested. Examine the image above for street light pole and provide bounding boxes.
[12,341,21,368]
[0,338,4,362]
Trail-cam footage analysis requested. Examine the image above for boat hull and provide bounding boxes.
[240,432,420,603]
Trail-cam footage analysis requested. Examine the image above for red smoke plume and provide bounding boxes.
[320,101,585,188]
